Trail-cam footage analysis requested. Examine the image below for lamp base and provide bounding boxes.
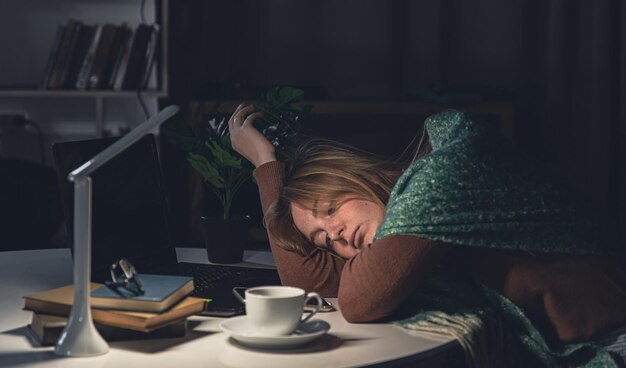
[54,313,109,357]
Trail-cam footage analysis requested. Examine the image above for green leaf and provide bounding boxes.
[277,86,304,105]
[187,153,226,189]
[205,141,242,169]
[266,88,278,103]
[205,141,224,165]
[221,135,231,147]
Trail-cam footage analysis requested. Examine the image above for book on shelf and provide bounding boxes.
[46,19,79,89]
[86,23,119,90]
[112,27,135,90]
[90,274,194,312]
[75,24,103,90]
[42,20,161,92]
[23,283,206,332]
[139,24,160,90]
[27,312,188,347]
[62,24,96,89]
[108,24,132,90]
[58,21,85,89]
[122,24,154,90]
[40,25,65,89]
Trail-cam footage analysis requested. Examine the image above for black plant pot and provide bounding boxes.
[201,216,249,264]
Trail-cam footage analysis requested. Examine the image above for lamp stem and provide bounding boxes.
[55,177,108,356]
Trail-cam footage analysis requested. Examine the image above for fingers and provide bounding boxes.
[229,104,257,129]
[237,104,255,123]
[229,103,248,125]
[229,104,244,121]
[241,111,264,128]
[228,104,243,130]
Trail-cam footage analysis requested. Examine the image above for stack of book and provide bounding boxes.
[41,18,160,91]
[23,275,206,346]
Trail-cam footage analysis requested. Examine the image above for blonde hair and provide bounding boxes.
[265,137,405,256]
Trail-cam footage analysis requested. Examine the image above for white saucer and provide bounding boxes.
[219,316,330,349]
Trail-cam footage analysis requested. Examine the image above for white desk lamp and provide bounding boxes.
[54,105,179,357]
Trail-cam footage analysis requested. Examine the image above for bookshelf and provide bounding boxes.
[0,0,169,136]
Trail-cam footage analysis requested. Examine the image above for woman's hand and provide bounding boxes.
[228,104,277,168]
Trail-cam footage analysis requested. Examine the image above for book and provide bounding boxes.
[87,23,119,89]
[122,24,152,90]
[90,274,194,312]
[62,24,96,89]
[47,19,78,89]
[23,284,206,332]
[139,24,160,89]
[107,24,132,89]
[112,28,135,90]
[40,25,65,89]
[27,312,188,347]
[75,24,103,90]
[58,20,84,89]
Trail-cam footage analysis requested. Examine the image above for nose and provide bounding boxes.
[326,222,345,241]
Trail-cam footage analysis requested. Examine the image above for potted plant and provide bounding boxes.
[163,86,311,263]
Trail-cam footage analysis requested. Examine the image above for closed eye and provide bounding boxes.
[327,200,337,216]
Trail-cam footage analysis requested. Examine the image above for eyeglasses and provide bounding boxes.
[105,258,145,295]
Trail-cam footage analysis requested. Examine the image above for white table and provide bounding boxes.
[0,249,457,368]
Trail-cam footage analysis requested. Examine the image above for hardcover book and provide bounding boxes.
[62,24,96,89]
[40,25,65,89]
[23,284,206,332]
[121,24,152,90]
[75,24,103,90]
[139,24,160,89]
[47,19,78,89]
[107,24,132,89]
[27,312,188,346]
[112,29,135,90]
[87,23,119,89]
[90,274,194,312]
[58,20,84,89]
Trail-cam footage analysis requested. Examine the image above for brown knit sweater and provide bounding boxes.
[254,161,626,345]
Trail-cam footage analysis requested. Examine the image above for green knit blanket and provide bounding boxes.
[375,111,618,367]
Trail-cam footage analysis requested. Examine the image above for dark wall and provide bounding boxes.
[168,0,524,101]
[164,0,626,243]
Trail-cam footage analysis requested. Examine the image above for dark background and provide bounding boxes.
[1,0,623,250]
[161,0,625,247]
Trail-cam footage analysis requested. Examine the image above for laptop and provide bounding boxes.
[52,134,281,316]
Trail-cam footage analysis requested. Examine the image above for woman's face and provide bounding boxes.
[290,197,385,259]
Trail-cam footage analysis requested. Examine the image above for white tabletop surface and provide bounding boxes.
[0,248,456,368]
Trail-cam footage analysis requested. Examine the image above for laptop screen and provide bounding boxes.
[52,134,177,283]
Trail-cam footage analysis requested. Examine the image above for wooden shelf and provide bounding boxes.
[191,100,515,138]
[0,88,167,136]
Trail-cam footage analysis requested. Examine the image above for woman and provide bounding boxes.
[229,104,626,367]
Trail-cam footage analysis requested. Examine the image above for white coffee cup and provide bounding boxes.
[232,286,323,336]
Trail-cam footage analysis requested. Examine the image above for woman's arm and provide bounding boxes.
[254,157,449,314]
[229,103,447,311]
[253,162,448,313]
[255,160,449,317]
[338,236,450,322]
[228,104,276,167]
[228,104,345,297]
[254,162,346,297]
